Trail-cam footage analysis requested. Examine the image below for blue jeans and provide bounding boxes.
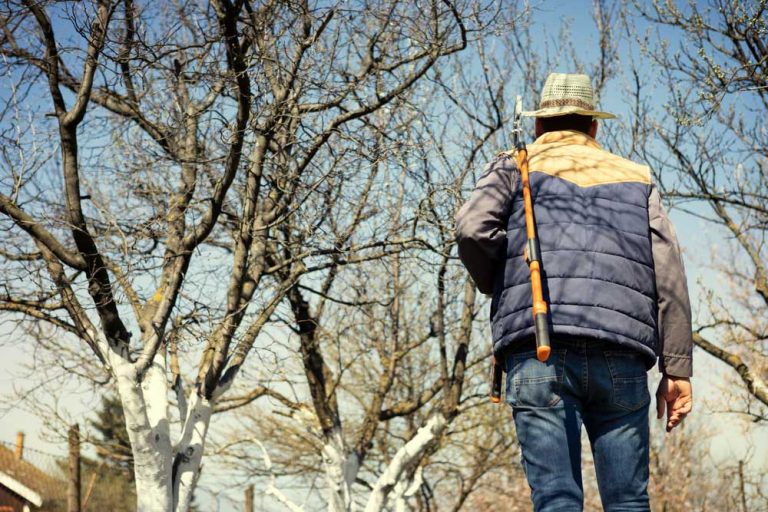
[504,338,650,512]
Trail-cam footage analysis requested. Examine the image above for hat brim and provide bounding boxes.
[521,105,616,119]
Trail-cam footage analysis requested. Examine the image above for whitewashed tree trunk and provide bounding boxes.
[173,393,214,512]
[364,414,446,512]
[393,466,423,512]
[110,344,215,512]
[113,351,174,511]
[254,439,306,511]
[322,427,361,512]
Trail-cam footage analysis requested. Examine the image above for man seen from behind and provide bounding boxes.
[454,73,693,512]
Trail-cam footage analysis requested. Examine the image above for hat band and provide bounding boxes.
[539,97,594,111]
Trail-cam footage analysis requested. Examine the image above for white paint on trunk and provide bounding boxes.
[363,414,446,512]
[322,427,360,512]
[82,329,216,512]
[173,391,213,512]
[254,439,306,512]
[393,466,423,512]
[112,351,173,512]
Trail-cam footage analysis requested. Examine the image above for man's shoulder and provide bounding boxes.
[478,151,519,178]
[490,151,519,168]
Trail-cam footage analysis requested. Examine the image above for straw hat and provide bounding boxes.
[522,73,616,119]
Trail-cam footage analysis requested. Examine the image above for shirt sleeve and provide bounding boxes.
[454,155,519,295]
[649,183,693,377]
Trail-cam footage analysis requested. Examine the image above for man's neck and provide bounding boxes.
[533,130,601,149]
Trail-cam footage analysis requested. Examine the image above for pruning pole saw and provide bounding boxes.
[490,95,552,403]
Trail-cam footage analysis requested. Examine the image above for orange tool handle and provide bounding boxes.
[516,146,551,362]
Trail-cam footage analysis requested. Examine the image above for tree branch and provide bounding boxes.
[694,333,768,406]
[0,194,86,270]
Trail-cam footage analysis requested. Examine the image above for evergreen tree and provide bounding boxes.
[90,394,134,480]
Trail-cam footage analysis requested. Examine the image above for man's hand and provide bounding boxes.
[655,376,692,432]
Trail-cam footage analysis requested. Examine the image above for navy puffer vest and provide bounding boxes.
[491,131,658,366]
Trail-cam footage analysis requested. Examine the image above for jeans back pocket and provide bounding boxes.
[604,350,650,411]
[505,349,566,408]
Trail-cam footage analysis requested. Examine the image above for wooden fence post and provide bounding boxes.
[245,484,254,512]
[68,424,81,512]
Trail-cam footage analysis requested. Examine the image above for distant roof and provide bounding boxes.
[0,444,64,506]
[0,471,42,507]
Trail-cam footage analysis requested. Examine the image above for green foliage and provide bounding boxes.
[89,394,134,480]
[78,394,137,510]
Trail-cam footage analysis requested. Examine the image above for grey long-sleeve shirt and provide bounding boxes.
[454,151,693,377]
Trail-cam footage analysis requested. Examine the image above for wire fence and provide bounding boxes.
[0,439,66,477]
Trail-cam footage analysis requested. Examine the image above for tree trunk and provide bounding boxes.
[364,414,446,512]
[173,392,213,512]
[114,355,173,511]
[322,427,360,512]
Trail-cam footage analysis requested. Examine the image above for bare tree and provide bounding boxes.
[0,0,482,509]
[6,1,764,510]
[209,15,528,510]
[628,0,768,412]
